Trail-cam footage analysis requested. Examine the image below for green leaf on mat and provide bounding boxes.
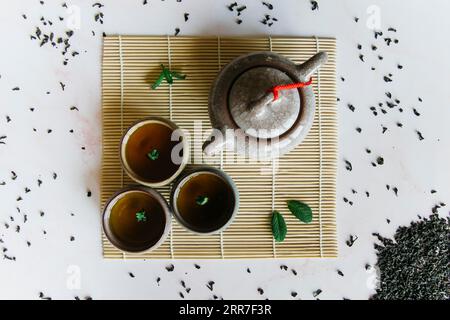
[151,73,165,90]
[287,200,313,223]
[161,65,173,84]
[271,210,287,242]
[171,71,186,80]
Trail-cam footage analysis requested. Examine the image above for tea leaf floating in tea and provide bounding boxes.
[287,200,313,223]
[151,64,186,89]
[135,210,147,222]
[147,149,159,161]
[195,195,209,206]
[271,211,287,242]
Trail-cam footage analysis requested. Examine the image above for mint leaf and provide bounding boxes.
[287,200,312,223]
[147,149,159,161]
[162,65,173,84]
[151,64,186,89]
[271,210,287,242]
[151,73,165,90]
[171,71,186,80]
[196,195,209,206]
[136,210,147,222]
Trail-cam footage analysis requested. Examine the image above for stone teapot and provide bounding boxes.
[202,51,328,160]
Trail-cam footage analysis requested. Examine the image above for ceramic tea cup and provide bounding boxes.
[120,117,189,188]
[102,186,171,253]
[170,166,239,235]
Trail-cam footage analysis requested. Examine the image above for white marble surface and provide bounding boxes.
[0,0,449,300]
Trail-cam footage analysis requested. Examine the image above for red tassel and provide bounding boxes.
[271,78,313,101]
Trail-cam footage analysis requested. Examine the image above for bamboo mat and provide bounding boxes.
[101,35,337,259]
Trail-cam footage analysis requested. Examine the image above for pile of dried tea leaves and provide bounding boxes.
[371,214,449,300]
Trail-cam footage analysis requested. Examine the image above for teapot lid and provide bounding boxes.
[229,67,300,139]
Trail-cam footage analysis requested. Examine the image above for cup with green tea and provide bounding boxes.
[170,167,239,234]
[102,186,171,253]
[120,117,189,188]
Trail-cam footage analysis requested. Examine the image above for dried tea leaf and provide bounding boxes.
[372,214,449,300]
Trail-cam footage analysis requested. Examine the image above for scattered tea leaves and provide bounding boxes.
[416,130,424,141]
[344,160,353,171]
[376,156,384,165]
[206,281,215,291]
[392,187,398,196]
[236,5,247,16]
[227,2,238,11]
[262,2,273,10]
[313,289,322,297]
[346,235,358,247]
[166,264,175,272]
[371,214,449,300]
[39,292,52,300]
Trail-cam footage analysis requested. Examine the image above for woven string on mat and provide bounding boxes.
[166,35,176,260]
[315,35,324,258]
[118,35,127,260]
[216,36,225,259]
[268,36,278,258]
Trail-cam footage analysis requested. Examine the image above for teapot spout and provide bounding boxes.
[296,51,328,81]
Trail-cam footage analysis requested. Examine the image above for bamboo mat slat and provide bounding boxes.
[101,35,337,259]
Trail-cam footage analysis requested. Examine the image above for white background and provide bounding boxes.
[0,0,449,300]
